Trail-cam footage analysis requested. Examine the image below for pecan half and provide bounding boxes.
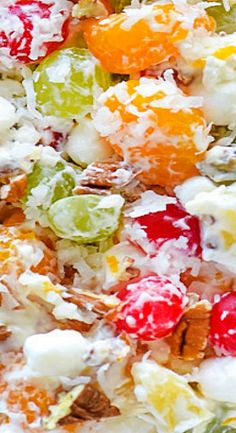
[0,325,11,342]
[79,161,138,189]
[169,301,212,361]
[59,385,120,425]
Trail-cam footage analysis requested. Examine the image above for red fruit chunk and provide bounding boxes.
[0,0,71,63]
[135,203,201,256]
[115,275,185,341]
[210,292,236,356]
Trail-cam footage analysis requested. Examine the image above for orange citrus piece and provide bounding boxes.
[93,77,212,187]
[0,226,57,277]
[7,384,55,424]
[83,2,215,73]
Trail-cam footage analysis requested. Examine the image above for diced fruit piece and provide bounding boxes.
[132,360,213,432]
[93,77,212,187]
[83,2,215,74]
[0,226,57,278]
[34,48,111,119]
[114,275,185,341]
[7,383,55,424]
[210,292,236,356]
[207,4,236,34]
[47,194,124,243]
[65,118,113,167]
[135,203,201,256]
[23,161,76,208]
[0,0,72,63]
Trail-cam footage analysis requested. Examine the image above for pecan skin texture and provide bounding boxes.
[59,385,120,425]
[79,161,137,189]
[0,325,11,341]
[170,301,212,361]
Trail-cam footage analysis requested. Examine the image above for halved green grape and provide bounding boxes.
[47,194,124,243]
[207,4,236,33]
[33,48,111,119]
[23,161,77,208]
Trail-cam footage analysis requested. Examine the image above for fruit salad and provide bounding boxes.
[1,0,236,432]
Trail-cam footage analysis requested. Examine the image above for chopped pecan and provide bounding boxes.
[67,289,120,316]
[123,266,140,280]
[0,325,11,341]
[0,413,9,424]
[0,174,27,202]
[79,161,138,189]
[59,319,93,333]
[169,301,212,361]
[61,265,77,286]
[0,164,22,184]
[119,182,146,202]
[59,384,120,424]
[73,185,110,196]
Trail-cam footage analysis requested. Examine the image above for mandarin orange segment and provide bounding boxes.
[7,384,55,424]
[3,208,26,226]
[83,2,215,74]
[93,77,212,187]
[0,226,57,278]
[1,357,56,428]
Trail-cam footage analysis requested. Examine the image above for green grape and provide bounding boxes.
[207,4,236,34]
[47,194,124,243]
[33,48,111,119]
[23,161,77,208]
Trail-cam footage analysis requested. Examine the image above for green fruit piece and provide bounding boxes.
[33,48,111,119]
[48,194,124,243]
[24,161,76,208]
[208,4,236,33]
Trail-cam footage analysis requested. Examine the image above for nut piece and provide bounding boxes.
[170,301,212,361]
[0,164,22,184]
[79,161,138,189]
[59,384,120,424]
[73,185,110,196]
[67,289,120,316]
[0,325,11,341]
[0,413,10,425]
[59,319,93,333]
